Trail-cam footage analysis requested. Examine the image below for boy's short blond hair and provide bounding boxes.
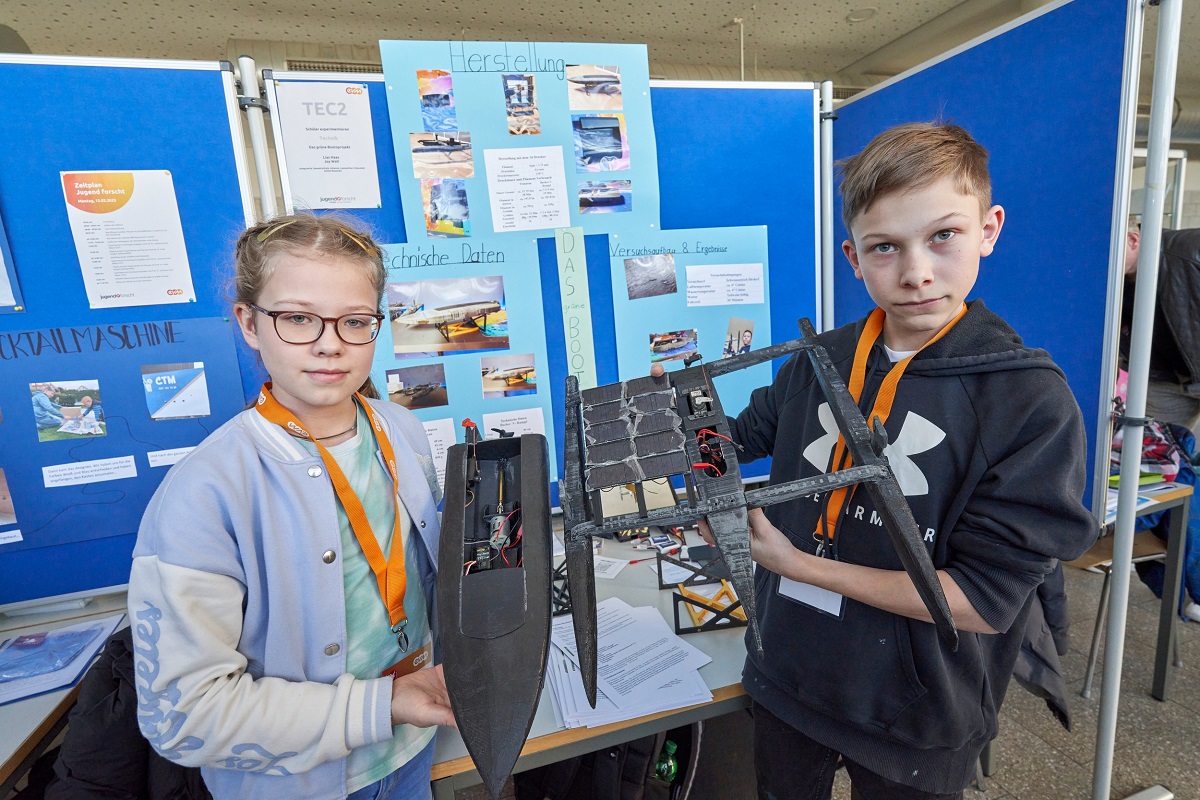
[839,122,992,235]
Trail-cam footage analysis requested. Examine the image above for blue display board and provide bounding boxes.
[0,56,254,609]
[831,0,1127,502]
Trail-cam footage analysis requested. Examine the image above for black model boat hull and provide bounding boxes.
[438,434,552,799]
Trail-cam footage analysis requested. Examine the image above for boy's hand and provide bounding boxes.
[697,509,801,577]
[390,663,457,729]
[746,508,801,576]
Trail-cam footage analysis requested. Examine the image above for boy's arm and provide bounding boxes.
[738,370,1097,636]
[728,353,802,459]
[745,509,998,633]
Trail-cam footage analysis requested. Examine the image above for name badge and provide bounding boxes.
[777,576,846,619]
[382,642,432,680]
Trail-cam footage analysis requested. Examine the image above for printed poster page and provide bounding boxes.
[272,80,383,210]
[378,40,660,242]
[60,170,197,309]
[608,226,771,420]
[484,146,570,232]
[369,237,559,479]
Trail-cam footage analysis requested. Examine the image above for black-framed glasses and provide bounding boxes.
[248,303,383,345]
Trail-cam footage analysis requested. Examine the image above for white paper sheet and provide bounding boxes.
[685,263,765,306]
[61,170,196,309]
[551,597,711,708]
[546,641,711,728]
[483,146,571,232]
[482,407,545,438]
[593,555,629,579]
[42,456,137,489]
[273,81,382,210]
[146,447,195,468]
[421,417,456,488]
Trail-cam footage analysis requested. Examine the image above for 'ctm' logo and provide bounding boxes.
[802,404,945,496]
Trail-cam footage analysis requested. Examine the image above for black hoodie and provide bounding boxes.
[731,300,1097,793]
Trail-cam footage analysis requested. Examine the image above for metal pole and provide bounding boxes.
[819,81,835,331]
[734,18,745,81]
[1095,5,1147,526]
[1092,0,1181,798]
[237,55,277,221]
[1171,154,1186,227]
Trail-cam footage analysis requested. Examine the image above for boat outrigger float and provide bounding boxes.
[559,318,958,706]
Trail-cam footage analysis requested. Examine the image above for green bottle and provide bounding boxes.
[654,739,678,783]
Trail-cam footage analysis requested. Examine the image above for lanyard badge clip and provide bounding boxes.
[392,619,410,652]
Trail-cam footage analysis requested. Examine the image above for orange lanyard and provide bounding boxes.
[817,305,968,543]
[254,384,410,646]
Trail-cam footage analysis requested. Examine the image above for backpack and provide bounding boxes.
[513,723,701,800]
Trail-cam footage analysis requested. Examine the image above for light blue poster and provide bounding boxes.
[370,236,558,478]
[610,226,771,419]
[0,207,23,313]
[379,40,660,240]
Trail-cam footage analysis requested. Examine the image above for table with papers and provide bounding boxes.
[546,597,714,729]
[430,532,751,798]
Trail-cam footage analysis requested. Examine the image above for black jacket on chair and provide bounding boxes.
[42,627,210,800]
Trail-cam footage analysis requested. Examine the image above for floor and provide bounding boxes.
[459,565,1200,800]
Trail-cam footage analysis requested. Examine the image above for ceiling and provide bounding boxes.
[2,0,1198,133]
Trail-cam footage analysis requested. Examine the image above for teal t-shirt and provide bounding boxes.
[304,405,434,792]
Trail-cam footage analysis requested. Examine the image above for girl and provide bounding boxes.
[128,213,454,800]
[32,383,65,429]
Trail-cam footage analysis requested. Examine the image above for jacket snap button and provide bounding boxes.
[419,520,426,528]
[324,643,340,656]
[308,466,323,478]
[322,550,336,564]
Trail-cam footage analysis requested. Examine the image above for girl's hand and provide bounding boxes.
[390,663,457,729]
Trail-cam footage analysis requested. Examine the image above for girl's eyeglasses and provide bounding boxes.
[247,304,383,345]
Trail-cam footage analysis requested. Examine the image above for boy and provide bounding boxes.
[729,123,1096,798]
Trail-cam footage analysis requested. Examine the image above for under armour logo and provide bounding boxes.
[803,404,945,496]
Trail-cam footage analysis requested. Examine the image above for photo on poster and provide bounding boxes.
[722,318,756,358]
[624,253,677,300]
[649,329,698,364]
[388,275,509,359]
[481,353,537,398]
[0,468,16,528]
[502,74,540,135]
[421,179,471,238]
[30,380,107,442]
[565,65,622,111]
[141,362,210,420]
[416,69,458,132]
[579,180,631,214]
[386,363,449,410]
[410,132,474,179]
[572,115,629,172]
